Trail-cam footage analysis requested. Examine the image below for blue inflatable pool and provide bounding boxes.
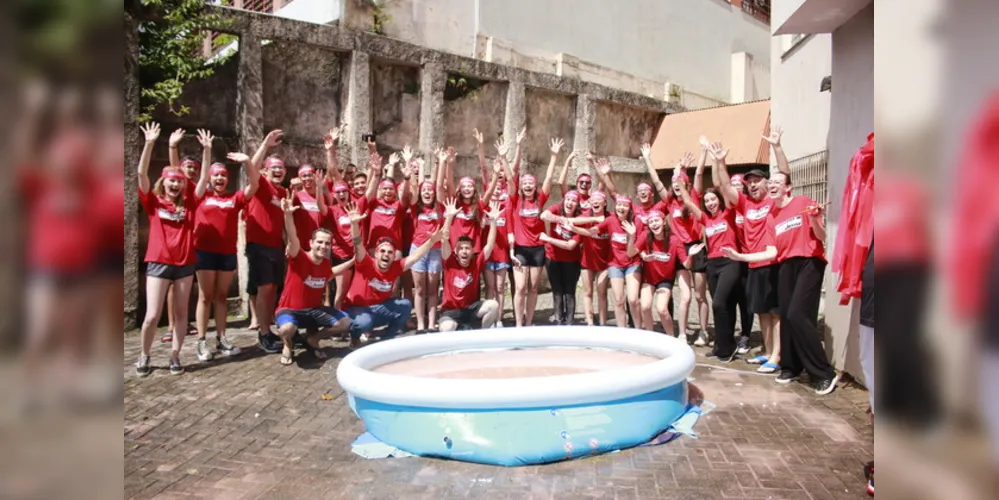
[336,326,695,466]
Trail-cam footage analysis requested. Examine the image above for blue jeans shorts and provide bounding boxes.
[486,260,511,272]
[409,245,443,273]
[607,264,641,280]
[275,307,349,331]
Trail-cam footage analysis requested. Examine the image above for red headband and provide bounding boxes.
[589,191,607,202]
[379,179,396,189]
[161,167,186,181]
[616,195,633,205]
[564,190,581,202]
[420,181,435,191]
[298,165,315,176]
[577,174,592,182]
[673,171,689,182]
[459,176,475,187]
[264,157,285,169]
[376,239,396,253]
[730,174,744,183]
[333,182,350,193]
[209,163,228,176]
[646,210,665,221]
[521,174,536,183]
[637,183,652,192]
[180,159,200,169]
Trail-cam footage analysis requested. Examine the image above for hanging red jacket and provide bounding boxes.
[833,133,875,305]
[950,92,999,320]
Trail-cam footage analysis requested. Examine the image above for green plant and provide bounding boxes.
[371,1,391,35]
[128,0,233,121]
[668,86,681,99]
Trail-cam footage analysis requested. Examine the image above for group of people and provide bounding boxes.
[134,120,839,396]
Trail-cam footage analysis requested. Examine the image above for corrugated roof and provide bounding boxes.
[650,100,771,169]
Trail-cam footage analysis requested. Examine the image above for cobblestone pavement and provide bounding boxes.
[125,300,874,500]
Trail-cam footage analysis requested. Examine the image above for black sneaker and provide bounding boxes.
[736,336,750,354]
[135,354,151,377]
[775,370,799,384]
[258,331,282,354]
[813,374,839,395]
[169,358,185,375]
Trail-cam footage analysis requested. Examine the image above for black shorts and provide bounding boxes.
[246,243,285,293]
[101,252,125,276]
[746,264,780,315]
[514,245,546,268]
[275,307,349,331]
[679,242,708,273]
[655,280,674,291]
[196,250,238,272]
[440,300,486,330]
[146,262,196,281]
[860,241,874,328]
[331,256,353,267]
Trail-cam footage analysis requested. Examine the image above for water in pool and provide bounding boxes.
[371,347,661,379]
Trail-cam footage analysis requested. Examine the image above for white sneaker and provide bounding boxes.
[693,331,709,347]
[196,339,214,362]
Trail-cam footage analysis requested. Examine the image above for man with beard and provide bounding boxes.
[438,198,503,331]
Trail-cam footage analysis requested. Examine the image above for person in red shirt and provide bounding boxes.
[505,130,558,327]
[405,162,446,333]
[710,134,792,374]
[482,145,514,327]
[555,150,588,210]
[190,128,260,362]
[163,128,202,341]
[678,179,744,361]
[575,191,611,326]
[363,152,412,251]
[342,202,442,348]
[273,194,355,366]
[635,210,700,335]
[323,181,357,309]
[726,172,755,355]
[641,144,710,345]
[438,199,503,331]
[290,164,328,251]
[134,122,198,376]
[539,191,584,325]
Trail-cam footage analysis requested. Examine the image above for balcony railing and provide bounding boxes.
[740,0,770,24]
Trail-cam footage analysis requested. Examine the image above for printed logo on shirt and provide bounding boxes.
[374,206,397,216]
[650,251,671,262]
[672,208,683,218]
[205,197,236,209]
[495,217,506,227]
[611,232,628,244]
[555,225,574,240]
[157,208,185,222]
[520,207,540,218]
[746,205,771,221]
[580,200,591,209]
[735,214,745,225]
[368,278,393,293]
[456,210,476,220]
[704,221,729,237]
[638,214,650,224]
[338,215,352,227]
[301,201,319,212]
[417,212,440,221]
[452,273,474,290]
[775,215,803,236]
[303,276,327,289]
[592,231,610,240]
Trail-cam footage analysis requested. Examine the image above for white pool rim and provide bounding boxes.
[336,326,695,409]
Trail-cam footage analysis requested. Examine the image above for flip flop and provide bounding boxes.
[279,348,294,366]
[747,355,768,365]
[757,362,779,373]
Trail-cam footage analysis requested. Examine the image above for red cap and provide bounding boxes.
[520,174,536,183]
[420,181,435,191]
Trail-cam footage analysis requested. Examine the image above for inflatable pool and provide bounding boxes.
[336,326,695,466]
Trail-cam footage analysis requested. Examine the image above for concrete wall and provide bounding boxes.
[370,61,421,152]
[821,3,874,382]
[769,33,832,161]
[593,101,660,159]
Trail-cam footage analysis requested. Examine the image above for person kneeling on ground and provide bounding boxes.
[274,191,355,365]
[438,198,503,331]
[343,202,443,348]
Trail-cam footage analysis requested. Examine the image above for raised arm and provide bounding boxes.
[440,197,459,260]
[513,126,526,178]
[281,191,302,258]
[400,145,417,200]
[137,122,161,194]
[558,148,574,197]
[764,124,790,177]
[703,136,721,188]
[541,138,564,197]
[194,129,214,199]
[227,152,259,198]
[435,147,449,202]
[594,157,618,197]
[332,257,356,276]
[693,147,707,193]
[640,143,670,201]
[496,140,514,189]
[365,153,383,202]
[473,128,489,184]
[168,128,184,167]
[347,202,369,259]
[481,202,502,258]
[385,152,400,184]
[252,129,284,170]
[399,159,414,208]
[482,160,502,204]
[707,142,739,206]
[676,176,704,221]
[445,147,457,196]
[623,221,640,257]
[325,124,345,184]
[317,177,329,216]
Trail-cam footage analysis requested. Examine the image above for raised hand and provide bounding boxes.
[401,144,414,163]
[494,140,509,157]
[493,158,505,175]
[264,129,284,148]
[550,137,565,155]
[330,123,346,143]
[698,135,711,151]
[622,220,637,236]
[516,126,527,145]
[437,148,449,164]
[689,243,706,255]
[141,122,161,143]
[585,151,596,163]
[596,157,612,176]
[346,202,367,223]
[446,146,457,162]
[763,125,784,146]
[565,150,579,164]
[227,152,250,163]
[486,201,502,220]
[388,152,401,165]
[444,197,459,218]
[640,143,652,160]
[472,128,484,144]
[289,177,303,191]
[680,151,696,167]
[368,153,384,175]
[280,190,299,213]
[168,128,185,148]
[707,142,728,162]
[196,129,214,148]
[400,162,414,179]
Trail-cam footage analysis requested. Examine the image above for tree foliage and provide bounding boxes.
[128,0,232,122]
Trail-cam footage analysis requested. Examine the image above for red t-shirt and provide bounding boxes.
[441,253,487,310]
[450,200,484,251]
[771,196,826,263]
[410,202,444,247]
[579,216,611,272]
[508,190,549,247]
[636,233,688,285]
[246,177,287,248]
[325,203,355,260]
[345,252,405,307]
[875,177,930,265]
[599,215,639,269]
[733,212,747,252]
[366,198,405,249]
[195,190,248,254]
[292,190,324,250]
[276,251,332,311]
[634,201,666,226]
[699,209,739,260]
[22,171,100,273]
[544,206,583,262]
[140,189,197,266]
[664,191,702,244]
[488,200,511,263]
[735,193,777,268]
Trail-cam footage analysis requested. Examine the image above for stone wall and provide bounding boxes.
[124,6,675,327]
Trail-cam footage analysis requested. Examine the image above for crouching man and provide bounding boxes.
[274,192,355,365]
[343,203,443,347]
[438,198,502,331]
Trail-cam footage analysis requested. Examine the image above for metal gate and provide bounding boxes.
[790,150,829,208]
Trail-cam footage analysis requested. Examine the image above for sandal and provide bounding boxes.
[757,361,780,373]
[747,355,768,365]
[279,347,294,366]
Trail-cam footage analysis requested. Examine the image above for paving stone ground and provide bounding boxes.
[124,295,874,500]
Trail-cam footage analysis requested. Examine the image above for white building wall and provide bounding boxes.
[769,33,832,161]
[379,0,478,57]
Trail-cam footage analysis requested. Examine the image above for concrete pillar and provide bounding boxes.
[572,93,595,174]
[730,52,751,104]
[236,31,264,317]
[502,81,526,160]
[418,62,446,157]
[124,11,142,330]
[344,50,372,167]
